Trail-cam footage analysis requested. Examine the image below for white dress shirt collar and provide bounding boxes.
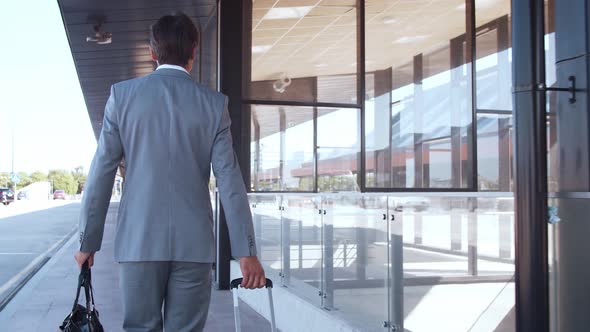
[156,64,190,75]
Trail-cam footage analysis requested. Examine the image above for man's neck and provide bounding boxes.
[156,63,190,74]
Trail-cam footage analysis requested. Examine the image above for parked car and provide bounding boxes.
[1,188,15,205]
[17,191,28,200]
[53,190,66,200]
[392,197,429,212]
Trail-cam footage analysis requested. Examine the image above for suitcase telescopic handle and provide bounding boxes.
[230,278,273,289]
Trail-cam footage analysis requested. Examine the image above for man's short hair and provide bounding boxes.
[150,13,199,66]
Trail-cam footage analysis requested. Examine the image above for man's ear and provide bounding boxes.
[191,45,197,60]
[149,47,158,62]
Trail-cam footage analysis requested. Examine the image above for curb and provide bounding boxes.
[0,227,77,312]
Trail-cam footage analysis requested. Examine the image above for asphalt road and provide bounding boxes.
[0,201,80,290]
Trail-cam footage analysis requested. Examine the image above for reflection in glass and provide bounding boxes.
[247,193,515,332]
[365,0,472,189]
[477,114,513,191]
[250,195,282,276]
[281,195,323,306]
[475,1,513,191]
[250,105,314,191]
[317,108,361,192]
[248,1,358,104]
[476,14,512,111]
[323,195,389,331]
[199,6,218,91]
[545,0,558,192]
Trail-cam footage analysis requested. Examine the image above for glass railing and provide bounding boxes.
[245,192,515,332]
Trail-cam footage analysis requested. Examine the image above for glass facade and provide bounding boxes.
[248,193,515,331]
[247,1,362,193]
[250,105,315,191]
[475,2,513,192]
[247,2,358,104]
[243,1,518,331]
[247,1,515,193]
[365,0,473,190]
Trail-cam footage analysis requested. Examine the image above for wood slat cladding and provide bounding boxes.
[58,0,216,138]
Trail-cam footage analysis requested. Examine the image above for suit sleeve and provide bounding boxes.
[211,98,257,257]
[79,85,124,252]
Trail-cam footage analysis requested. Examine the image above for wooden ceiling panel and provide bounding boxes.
[60,0,214,12]
[59,0,214,138]
[256,18,300,30]
[321,0,356,6]
[333,15,356,25]
[276,0,320,7]
[285,27,323,37]
[297,16,338,28]
[62,6,212,25]
[308,6,354,16]
[253,0,279,9]
[254,29,289,39]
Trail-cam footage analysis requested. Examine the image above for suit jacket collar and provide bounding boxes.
[151,68,193,80]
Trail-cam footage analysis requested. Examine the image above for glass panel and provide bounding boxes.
[250,105,315,191]
[248,193,515,331]
[545,0,558,192]
[317,108,361,192]
[250,195,282,277]
[199,6,218,90]
[322,194,389,331]
[477,114,513,191]
[475,1,514,192]
[248,1,358,104]
[396,195,515,331]
[364,0,473,189]
[548,197,590,332]
[476,197,515,276]
[281,195,323,306]
[475,14,512,111]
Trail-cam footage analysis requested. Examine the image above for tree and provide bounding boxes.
[17,172,32,188]
[0,172,11,188]
[71,166,87,194]
[48,169,77,194]
[30,171,48,183]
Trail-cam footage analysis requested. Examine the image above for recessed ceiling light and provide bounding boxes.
[393,35,429,44]
[315,63,328,68]
[252,45,272,53]
[263,6,313,20]
[382,16,397,24]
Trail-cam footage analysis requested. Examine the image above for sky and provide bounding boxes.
[0,0,97,174]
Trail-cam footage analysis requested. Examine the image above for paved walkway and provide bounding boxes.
[0,202,271,331]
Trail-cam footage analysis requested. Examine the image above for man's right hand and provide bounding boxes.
[239,256,266,289]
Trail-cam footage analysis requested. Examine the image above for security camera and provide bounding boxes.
[273,73,292,93]
[86,21,112,45]
[86,32,112,45]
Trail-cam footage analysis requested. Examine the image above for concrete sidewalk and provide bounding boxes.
[0,202,271,331]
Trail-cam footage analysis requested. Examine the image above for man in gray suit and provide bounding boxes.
[74,13,266,331]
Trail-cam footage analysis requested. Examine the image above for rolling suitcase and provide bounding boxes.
[230,278,277,332]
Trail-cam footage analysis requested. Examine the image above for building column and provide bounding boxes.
[512,0,549,330]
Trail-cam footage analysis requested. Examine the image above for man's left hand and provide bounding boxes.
[74,251,95,268]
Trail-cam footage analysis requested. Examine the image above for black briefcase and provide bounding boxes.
[59,262,104,332]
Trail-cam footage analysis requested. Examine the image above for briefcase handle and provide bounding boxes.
[71,262,96,313]
[230,278,273,289]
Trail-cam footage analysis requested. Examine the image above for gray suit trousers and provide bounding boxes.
[119,262,212,332]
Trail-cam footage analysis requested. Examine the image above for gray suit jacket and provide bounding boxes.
[78,68,256,262]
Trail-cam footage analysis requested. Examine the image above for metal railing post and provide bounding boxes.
[467,197,478,276]
[281,205,291,284]
[356,227,367,281]
[390,199,404,332]
[322,207,334,309]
